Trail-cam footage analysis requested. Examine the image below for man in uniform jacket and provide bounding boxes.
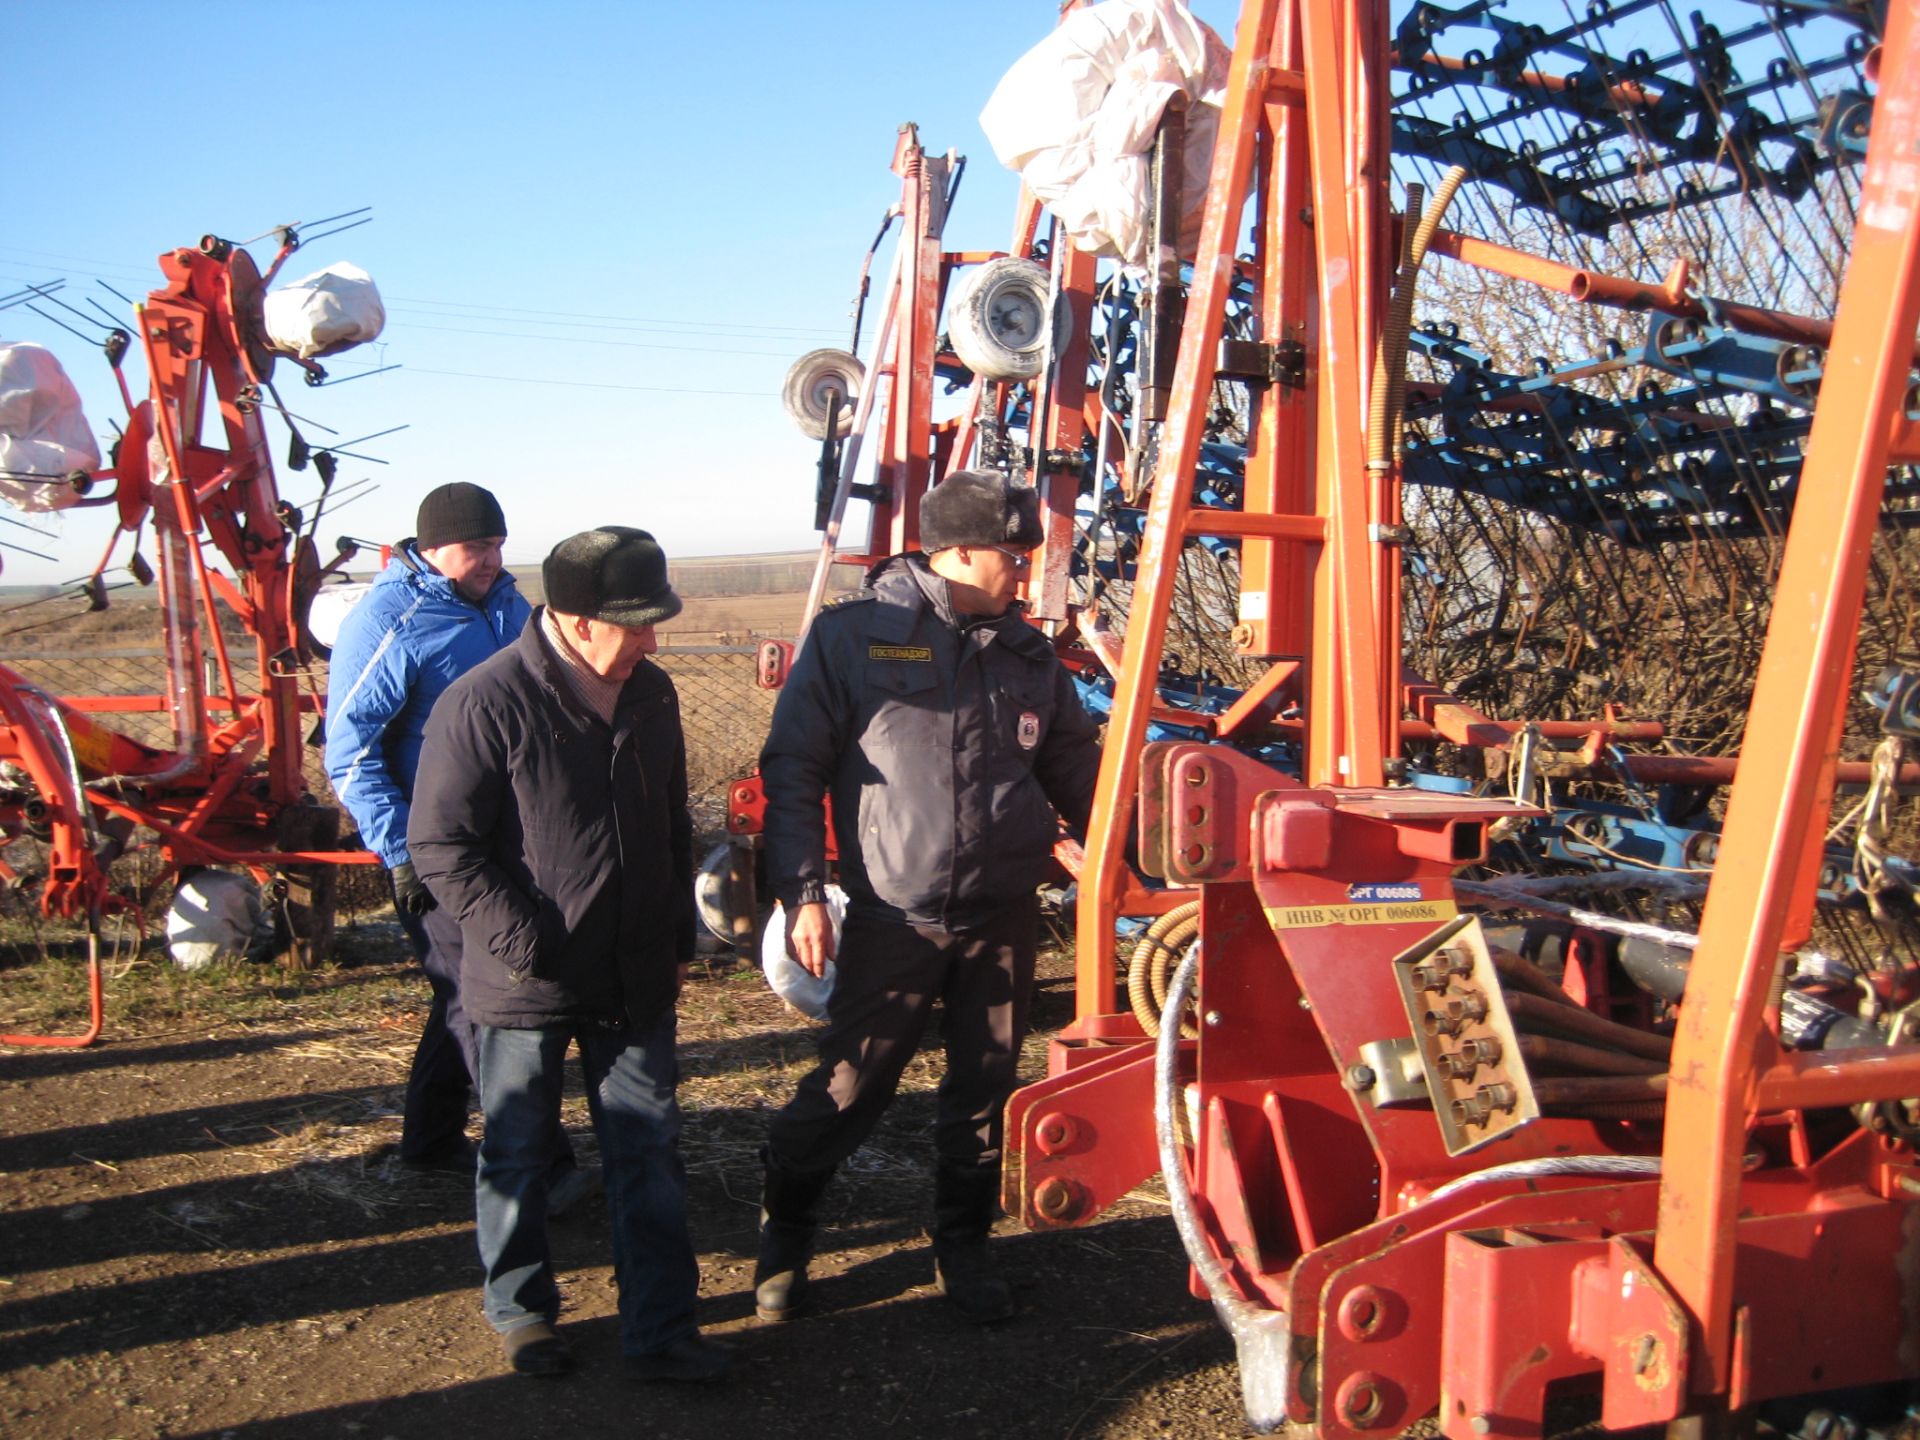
[408,526,730,1384]
[754,469,1102,1325]
[326,482,572,1186]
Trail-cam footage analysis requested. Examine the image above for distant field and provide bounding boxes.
[0,549,863,650]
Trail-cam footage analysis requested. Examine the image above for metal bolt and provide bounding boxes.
[1632,1333,1659,1376]
[1203,1010,1223,1027]
[1346,1064,1377,1090]
[1033,1177,1080,1222]
[1034,1112,1077,1155]
[1471,1417,1492,1436]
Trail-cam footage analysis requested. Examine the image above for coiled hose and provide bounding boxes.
[1127,901,1200,1038]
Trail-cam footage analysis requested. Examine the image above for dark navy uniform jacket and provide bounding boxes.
[760,554,1101,930]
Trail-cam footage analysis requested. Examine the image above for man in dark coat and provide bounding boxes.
[409,526,730,1384]
[754,470,1102,1325]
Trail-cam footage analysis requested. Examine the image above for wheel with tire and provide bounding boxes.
[782,348,864,440]
[946,257,1068,381]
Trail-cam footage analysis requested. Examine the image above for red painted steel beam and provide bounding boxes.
[1076,0,1281,1022]
[1298,0,1387,788]
[1651,6,1920,1402]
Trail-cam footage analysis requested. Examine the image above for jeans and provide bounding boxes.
[474,1013,697,1355]
[397,904,475,1160]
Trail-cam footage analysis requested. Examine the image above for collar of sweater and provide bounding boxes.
[539,608,625,724]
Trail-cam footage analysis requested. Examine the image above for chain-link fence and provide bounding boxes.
[0,643,773,832]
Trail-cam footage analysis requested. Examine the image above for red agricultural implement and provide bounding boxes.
[0,226,382,1047]
[753,0,1920,1433]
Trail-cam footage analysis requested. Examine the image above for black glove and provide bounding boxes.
[390,861,436,917]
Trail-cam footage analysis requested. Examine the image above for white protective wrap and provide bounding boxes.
[166,869,276,971]
[263,262,386,360]
[305,580,372,651]
[760,888,843,1022]
[0,342,98,512]
[979,0,1231,272]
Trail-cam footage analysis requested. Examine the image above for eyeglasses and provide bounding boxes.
[985,545,1032,573]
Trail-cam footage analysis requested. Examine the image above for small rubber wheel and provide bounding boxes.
[946,257,1068,381]
[782,348,864,440]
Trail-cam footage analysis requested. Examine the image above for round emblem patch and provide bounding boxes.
[1017,711,1041,750]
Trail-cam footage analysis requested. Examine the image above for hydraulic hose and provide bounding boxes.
[1367,166,1468,467]
[1513,1032,1667,1077]
[1127,901,1200,1038]
[1153,946,1291,1433]
[1503,990,1673,1062]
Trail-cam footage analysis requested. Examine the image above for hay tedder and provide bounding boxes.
[0,224,384,1046]
[748,0,1920,1432]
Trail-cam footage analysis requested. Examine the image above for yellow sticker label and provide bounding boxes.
[869,645,933,662]
[1265,900,1457,930]
[68,724,116,776]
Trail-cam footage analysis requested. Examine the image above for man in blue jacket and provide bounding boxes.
[325,483,560,1176]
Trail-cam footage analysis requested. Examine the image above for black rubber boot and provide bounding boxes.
[754,1156,833,1323]
[932,1161,1014,1324]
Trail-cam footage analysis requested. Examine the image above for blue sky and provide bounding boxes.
[4,0,1236,587]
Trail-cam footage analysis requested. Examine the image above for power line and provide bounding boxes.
[396,366,776,397]
[389,297,843,338]
[387,319,811,358]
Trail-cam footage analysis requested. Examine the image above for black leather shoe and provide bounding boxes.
[399,1138,478,1177]
[934,1244,1015,1324]
[626,1333,734,1384]
[753,1221,813,1322]
[502,1321,573,1377]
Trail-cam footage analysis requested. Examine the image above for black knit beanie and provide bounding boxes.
[416,483,508,549]
[918,470,1043,553]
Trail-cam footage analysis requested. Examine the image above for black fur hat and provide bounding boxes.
[542,527,683,627]
[917,470,1043,553]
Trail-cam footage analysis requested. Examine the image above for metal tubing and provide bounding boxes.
[1752,1044,1920,1112]
[1422,229,1881,358]
[1652,6,1920,1396]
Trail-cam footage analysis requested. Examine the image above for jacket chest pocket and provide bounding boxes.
[861,662,943,751]
[990,669,1055,762]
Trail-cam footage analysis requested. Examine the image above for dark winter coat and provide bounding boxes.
[760,554,1101,930]
[407,615,694,1030]
[323,542,531,867]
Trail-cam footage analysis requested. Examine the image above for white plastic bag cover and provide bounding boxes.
[305,580,372,651]
[979,0,1231,272]
[263,262,386,360]
[0,342,98,512]
[760,887,843,1021]
[166,869,276,971]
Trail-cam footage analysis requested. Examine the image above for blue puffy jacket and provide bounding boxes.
[324,544,531,867]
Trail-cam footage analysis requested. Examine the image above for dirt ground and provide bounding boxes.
[0,916,1262,1440]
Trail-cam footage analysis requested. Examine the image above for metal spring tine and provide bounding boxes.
[296,215,374,247]
[314,362,401,388]
[0,279,65,312]
[326,424,409,451]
